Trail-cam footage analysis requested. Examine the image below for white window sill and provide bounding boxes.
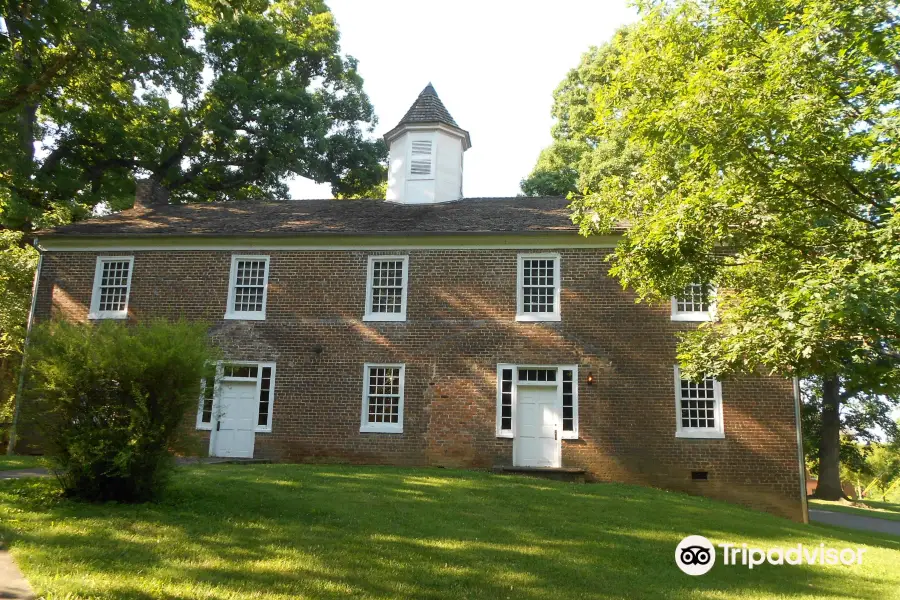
[360,425,403,434]
[516,314,561,323]
[196,424,212,431]
[676,430,725,439]
[255,427,272,434]
[671,312,713,322]
[88,312,128,320]
[561,433,579,440]
[363,313,407,322]
[496,431,514,439]
[224,312,266,321]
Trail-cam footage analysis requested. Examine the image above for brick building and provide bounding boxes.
[24,85,807,521]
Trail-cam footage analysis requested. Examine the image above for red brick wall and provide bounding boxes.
[28,247,805,520]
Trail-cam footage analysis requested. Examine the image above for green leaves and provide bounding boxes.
[0,0,386,232]
[560,0,899,396]
[22,319,218,501]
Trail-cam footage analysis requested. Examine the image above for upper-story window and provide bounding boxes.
[364,255,408,322]
[516,253,561,322]
[225,255,270,320]
[674,366,724,439]
[671,283,715,322]
[408,137,435,179]
[89,256,134,319]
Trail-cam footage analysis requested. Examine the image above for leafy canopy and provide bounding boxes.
[0,0,386,232]
[520,35,641,198]
[568,0,900,396]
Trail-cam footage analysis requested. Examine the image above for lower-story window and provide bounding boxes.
[674,365,724,439]
[196,361,276,432]
[496,364,578,439]
[360,363,405,433]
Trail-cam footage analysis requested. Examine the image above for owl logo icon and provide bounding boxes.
[675,535,716,575]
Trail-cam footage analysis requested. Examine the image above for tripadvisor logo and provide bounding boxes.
[675,535,867,575]
[675,535,716,576]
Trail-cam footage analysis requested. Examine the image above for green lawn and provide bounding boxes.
[0,454,43,471]
[1,465,898,599]
[809,499,900,523]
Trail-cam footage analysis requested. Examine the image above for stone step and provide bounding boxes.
[492,466,586,483]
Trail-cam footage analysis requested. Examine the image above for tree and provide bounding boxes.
[520,33,641,197]
[1,0,386,233]
[561,0,900,499]
[801,376,898,478]
[21,319,217,501]
[0,230,37,433]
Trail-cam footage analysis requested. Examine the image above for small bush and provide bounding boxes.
[22,319,217,502]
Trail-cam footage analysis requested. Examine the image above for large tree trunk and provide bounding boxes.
[815,374,845,500]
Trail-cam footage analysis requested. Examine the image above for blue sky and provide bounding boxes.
[289,1,637,199]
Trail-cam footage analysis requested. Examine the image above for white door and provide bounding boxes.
[514,385,561,467]
[211,381,257,458]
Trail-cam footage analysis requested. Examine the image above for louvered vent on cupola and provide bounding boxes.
[408,139,434,179]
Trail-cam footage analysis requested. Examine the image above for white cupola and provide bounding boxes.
[383,83,471,204]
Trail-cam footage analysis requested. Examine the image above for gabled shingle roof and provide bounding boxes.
[397,83,460,129]
[38,197,605,238]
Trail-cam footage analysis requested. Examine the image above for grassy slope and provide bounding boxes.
[0,455,43,471]
[809,499,900,523]
[0,464,897,600]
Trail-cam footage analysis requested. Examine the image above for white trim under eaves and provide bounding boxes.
[36,233,622,252]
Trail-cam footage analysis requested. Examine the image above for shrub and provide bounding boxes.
[22,319,216,502]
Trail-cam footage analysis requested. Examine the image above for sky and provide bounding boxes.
[289,0,638,200]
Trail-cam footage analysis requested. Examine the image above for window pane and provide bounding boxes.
[679,376,716,429]
[562,369,574,432]
[367,366,401,424]
[258,366,272,427]
[232,259,267,313]
[522,258,556,314]
[370,259,405,314]
[518,369,557,382]
[98,260,131,312]
[677,283,711,313]
[499,368,513,432]
[200,376,214,423]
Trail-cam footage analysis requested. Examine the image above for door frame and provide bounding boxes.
[507,364,574,468]
[207,360,276,458]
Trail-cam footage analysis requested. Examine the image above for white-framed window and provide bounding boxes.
[196,361,276,433]
[496,365,515,438]
[671,283,715,322]
[196,364,218,430]
[408,135,435,180]
[360,363,405,433]
[364,255,409,321]
[225,255,270,320]
[674,365,724,439]
[516,253,561,322]
[88,256,134,319]
[495,364,578,439]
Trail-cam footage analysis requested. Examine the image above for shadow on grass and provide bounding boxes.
[1,464,898,599]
